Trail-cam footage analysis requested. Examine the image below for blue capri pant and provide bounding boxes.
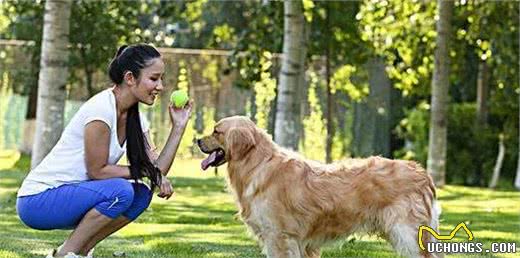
[16,178,152,230]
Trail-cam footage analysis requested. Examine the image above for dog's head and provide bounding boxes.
[197,116,257,170]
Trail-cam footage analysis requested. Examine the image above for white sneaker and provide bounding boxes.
[86,248,94,258]
[45,246,85,258]
[45,249,57,258]
[63,253,83,258]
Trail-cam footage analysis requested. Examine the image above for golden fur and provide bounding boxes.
[198,116,441,258]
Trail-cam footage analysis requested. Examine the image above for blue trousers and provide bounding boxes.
[17,178,152,230]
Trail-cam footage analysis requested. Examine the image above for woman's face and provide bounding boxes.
[132,57,165,105]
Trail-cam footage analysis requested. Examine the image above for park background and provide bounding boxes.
[0,0,519,257]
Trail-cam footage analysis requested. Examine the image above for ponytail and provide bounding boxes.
[126,104,162,190]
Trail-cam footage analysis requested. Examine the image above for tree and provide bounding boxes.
[515,1,520,191]
[427,0,453,187]
[307,1,366,161]
[274,0,307,150]
[31,0,72,167]
[489,134,505,189]
[69,1,141,98]
[352,58,392,158]
[515,89,520,186]
[2,1,44,154]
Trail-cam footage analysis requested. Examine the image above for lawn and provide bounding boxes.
[0,150,519,258]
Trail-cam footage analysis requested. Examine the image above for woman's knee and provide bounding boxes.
[91,178,135,219]
[123,183,153,220]
[109,178,135,200]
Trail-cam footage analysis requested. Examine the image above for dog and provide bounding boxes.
[197,116,441,258]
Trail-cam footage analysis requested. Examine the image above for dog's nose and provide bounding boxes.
[196,139,201,146]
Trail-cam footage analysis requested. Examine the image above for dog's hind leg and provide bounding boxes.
[386,221,443,258]
[303,245,321,258]
[264,232,302,258]
[386,223,424,258]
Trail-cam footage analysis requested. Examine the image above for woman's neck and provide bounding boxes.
[112,85,137,114]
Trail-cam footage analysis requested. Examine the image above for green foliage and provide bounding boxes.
[302,0,315,22]
[1,0,43,95]
[229,1,284,89]
[395,103,513,185]
[212,24,236,46]
[359,0,436,96]
[253,52,277,130]
[331,64,369,102]
[302,71,326,161]
[177,60,189,92]
[0,3,9,34]
[394,101,430,163]
[201,57,220,87]
[308,1,366,68]
[200,107,216,136]
[68,1,142,95]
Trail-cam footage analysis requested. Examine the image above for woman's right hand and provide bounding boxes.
[169,99,193,129]
[157,174,174,200]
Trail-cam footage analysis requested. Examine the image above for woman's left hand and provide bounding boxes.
[157,175,174,200]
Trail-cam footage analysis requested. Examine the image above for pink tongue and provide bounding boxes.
[201,151,217,170]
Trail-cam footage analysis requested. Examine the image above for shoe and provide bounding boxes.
[45,247,84,258]
[86,248,94,258]
[63,253,83,258]
[45,249,57,258]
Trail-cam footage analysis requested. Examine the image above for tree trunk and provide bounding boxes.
[516,104,520,189]
[325,3,334,163]
[20,68,39,155]
[476,62,489,125]
[80,46,95,97]
[352,58,391,157]
[515,0,520,190]
[489,134,505,189]
[31,0,72,168]
[250,88,257,123]
[427,0,453,187]
[274,0,307,150]
[471,61,489,185]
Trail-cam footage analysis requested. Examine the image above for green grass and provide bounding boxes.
[0,150,519,257]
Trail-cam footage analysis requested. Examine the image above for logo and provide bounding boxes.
[418,222,516,254]
[418,222,473,251]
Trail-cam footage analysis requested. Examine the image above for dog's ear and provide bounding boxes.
[225,128,256,160]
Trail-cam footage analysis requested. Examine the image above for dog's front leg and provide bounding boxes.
[303,245,321,258]
[264,232,302,258]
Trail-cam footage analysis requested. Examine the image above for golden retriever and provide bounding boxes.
[197,116,441,258]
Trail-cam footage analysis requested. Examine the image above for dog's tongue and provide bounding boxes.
[201,151,217,170]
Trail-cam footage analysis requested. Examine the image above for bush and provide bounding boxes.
[395,102,505,186]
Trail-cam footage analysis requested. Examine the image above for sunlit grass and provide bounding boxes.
[0,151,519,257]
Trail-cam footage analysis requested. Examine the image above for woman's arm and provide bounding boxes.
[84,121,131,179]
[155,125,186,176]
[150,102,192,176]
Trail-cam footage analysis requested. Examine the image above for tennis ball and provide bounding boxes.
[170,90,189,108]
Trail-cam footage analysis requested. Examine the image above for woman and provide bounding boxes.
[16,44,192,257]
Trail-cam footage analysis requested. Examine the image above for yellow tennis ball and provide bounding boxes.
[170,90,189,108]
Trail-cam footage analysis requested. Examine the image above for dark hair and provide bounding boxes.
[108,44,162,190]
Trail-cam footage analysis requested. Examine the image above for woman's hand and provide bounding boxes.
[157,175,174,200]
[169,99,193,129]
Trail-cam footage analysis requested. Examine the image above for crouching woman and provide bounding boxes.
[16,44,192,257]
